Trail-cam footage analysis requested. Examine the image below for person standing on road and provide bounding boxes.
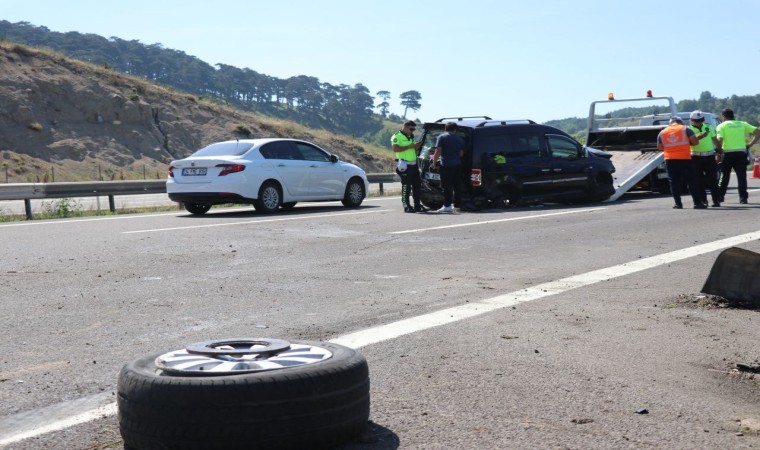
[391,120,425,213]
[716,108,760,204]
[657,116,702,209]
[432,122,465,213]
[687,110,723,207]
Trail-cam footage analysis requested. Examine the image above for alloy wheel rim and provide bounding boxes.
[155,338,333,376]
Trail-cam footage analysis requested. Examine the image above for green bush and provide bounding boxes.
[41,198,83,218]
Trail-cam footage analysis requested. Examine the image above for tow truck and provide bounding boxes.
[585,91,677,200]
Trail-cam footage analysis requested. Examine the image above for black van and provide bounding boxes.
[417,117,616,209]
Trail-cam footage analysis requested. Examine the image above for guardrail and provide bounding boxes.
[0,173,400,220]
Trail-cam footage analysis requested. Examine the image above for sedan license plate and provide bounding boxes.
[425,172,440,181]
[182,168,207,176]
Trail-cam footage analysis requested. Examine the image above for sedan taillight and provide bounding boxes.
[216,164,246,176]
[168,166,175,178]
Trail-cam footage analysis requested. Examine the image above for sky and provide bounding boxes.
[4,0,760,124]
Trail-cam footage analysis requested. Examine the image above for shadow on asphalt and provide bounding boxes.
[334,421,400,450]
[174,203,383,218]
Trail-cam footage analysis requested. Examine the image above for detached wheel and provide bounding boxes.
[253,181,282,213]
[184,202,211,215]
[117,339,370,450]
[341,178,365,207]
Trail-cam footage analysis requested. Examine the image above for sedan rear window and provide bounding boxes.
[192,142,255,157]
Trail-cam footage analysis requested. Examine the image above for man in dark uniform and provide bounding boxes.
[432,122,465,213]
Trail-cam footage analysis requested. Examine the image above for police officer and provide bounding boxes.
[391,120,425,213]
[657,116,702,209]
[716,108,760,204]
[687,110,722,207]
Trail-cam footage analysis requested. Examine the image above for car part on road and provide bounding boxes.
[117,338,370,450]
[701,247,760,307]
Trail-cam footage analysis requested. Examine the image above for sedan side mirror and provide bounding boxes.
[330,154,339,163]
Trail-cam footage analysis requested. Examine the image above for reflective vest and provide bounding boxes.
[717,120,757,151]
[659,124,691,160]
[390,131,417,162]
[688,124,716,154]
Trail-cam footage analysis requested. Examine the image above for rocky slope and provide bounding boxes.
[0,42,391,183]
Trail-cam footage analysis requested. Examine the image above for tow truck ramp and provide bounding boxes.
[605,150,664,202]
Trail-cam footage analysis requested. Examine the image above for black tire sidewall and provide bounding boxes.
[342,178,364,207]
[117,341,370,450]
[254,181,281,213]
[184,202,210,215]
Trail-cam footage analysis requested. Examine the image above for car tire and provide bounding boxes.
[253,181,282,213]
[280,202,297,210]
[495,187,519,207]
[184,202,211,215]
[117,341,370,450]
[341,178,365,207]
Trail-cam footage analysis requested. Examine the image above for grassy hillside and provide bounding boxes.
[0,41,396,183]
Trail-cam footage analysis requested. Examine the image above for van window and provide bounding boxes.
[476,133,542,159]
[508,134,543,158]
[547,135,581,159]
[422,128,470,156]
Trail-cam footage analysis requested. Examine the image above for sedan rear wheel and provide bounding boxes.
[184,202,211,215]
[341,178,365,208]
[253,181,281,213]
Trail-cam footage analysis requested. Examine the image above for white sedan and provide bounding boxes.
[167,138,369,215]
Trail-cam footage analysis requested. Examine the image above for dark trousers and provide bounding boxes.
[397,164,421,208]
[666,159,700,207]
[440,164,464,207]
[719,151,749,200]
[692,154,721,205]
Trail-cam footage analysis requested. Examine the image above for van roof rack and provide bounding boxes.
[476,119,536,127]
[434,116,492,123]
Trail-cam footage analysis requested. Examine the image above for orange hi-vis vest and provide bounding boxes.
[660,124,691,160]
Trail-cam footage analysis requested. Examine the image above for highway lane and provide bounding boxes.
[2,187,760,448]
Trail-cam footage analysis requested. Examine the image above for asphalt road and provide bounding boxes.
[1,181,760,449]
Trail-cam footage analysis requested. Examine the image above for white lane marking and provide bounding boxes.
[0,211,186,227]
[122,209,387,234]
[2,229,759,446]
[390,207,606,234]
[331,229,760,348]
[0,402,116,447]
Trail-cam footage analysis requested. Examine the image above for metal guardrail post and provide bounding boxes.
[108,195,116,212]
[24,199,32,220]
